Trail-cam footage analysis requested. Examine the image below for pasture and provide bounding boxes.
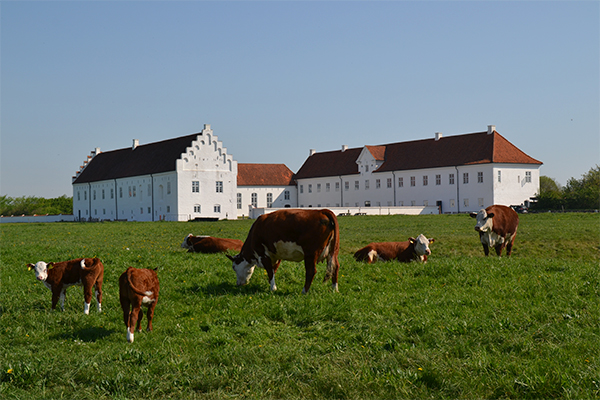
[1,212,598,399]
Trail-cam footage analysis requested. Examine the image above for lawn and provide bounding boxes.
[1,212,598,399]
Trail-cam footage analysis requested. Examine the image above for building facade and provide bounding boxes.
[294,126,542,213]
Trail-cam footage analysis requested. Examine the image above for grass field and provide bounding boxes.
[1,213,598,399]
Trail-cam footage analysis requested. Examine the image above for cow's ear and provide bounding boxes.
[225,254,235,261]
[428,238,435,243]
[409,237,416,244]
[47,263,54,270]
[469,212,477,218]
[487,212,495,218]
[27,263,34,271]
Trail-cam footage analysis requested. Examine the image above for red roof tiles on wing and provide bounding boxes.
[237,163,296,186]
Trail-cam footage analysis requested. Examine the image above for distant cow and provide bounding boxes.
[354,234,435,263]
[27,257,104,314]
[470,204,519,256]
[119,267,160,343]
[227,209,340,293]
[181,234,243,254]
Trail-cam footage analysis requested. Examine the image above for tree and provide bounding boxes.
[533,176,563,210]
[563,165,600,209]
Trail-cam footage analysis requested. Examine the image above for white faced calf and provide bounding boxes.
[119,267,160,343]
[27,257,104,314]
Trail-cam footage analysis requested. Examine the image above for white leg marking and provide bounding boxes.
[270,277,277,291]
[59,290,66,311]
[301,287,307,294]
[332,282,339,293]
[127,327,134,343]
[84,302,90,315]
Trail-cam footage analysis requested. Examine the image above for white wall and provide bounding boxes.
[237,185,297,218]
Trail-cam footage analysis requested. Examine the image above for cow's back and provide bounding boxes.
[487,205,519,236]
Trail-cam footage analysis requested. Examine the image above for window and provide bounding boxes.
[284,190,290,200]
[166,206,170,213]
[316,184,321,193]
[423,200,429,206]
[133,186,136,197]
[251,193,257,207]
[214,205,221,213]
[345,181,349,191]
[216,181,223,193]
[477,172,483,183]
[300,185,304,194]
[77,192,80,201]
[525,171,532,183]
[192,181,199,193]
[119,187,123,198]
[194,205,201,213]
[498,171,502,183]
[387,178,392,188]
[411,200,416,206]
[435,175,441,185]
[267,193,273,208]
[423,176,428,186]
[398,177,404,187]
[463,173,469,184]
[148,207,151,214]
[450,199,455,208]
[102,189,105,200]
[147,184,151,197]
[410,177,415,187]
[308,184,312,193]
[111,188,114,199]
[84,191,87,201]
[478,198,485,207]
[449,173,455,185]
[335,182,340,191]
[167,182,171,195]
[376,179,381,189]
[326,183,330,192]
[140,208,143,214]
[463,198,469,207]
[365,180,369,190]
[93,190,96,200]
[237,193,242,209]
[355,181,359,190]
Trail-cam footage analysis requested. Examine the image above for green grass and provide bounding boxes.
[1,213,598,399]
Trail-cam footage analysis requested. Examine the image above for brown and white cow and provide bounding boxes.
[27,257,104,314]
[354,234,435,263]
[227,209,340,293]
[470,204,519,256]
[181,234,243,254]
[119,267,160,343]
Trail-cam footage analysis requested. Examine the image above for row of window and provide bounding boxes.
[236,191,291,209]
[299,171,532,193]
[192,181,223,193]
[301,197,487,209]
[77,182,172,201]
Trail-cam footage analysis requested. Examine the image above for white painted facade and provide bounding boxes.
[236,185,297,218]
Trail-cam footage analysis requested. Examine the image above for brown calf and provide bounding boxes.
[27,257,103,314]
[470,204,519,256]
[354,234,435,263]
[181,234,243,254]
[119,267,160,343]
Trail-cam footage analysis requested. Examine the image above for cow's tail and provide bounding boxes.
[126,268,155,298]
[323,210,340,284]
[80,257,102,271]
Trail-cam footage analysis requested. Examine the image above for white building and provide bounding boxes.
[293,126,542,214]
[72,125,297,221]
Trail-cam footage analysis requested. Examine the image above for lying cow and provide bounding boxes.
[354,234,435,263]
[227,208,340,293]
[181,234,243,254]
[470,204,519,256]
[119,267,160,343]
[27,257,104,314]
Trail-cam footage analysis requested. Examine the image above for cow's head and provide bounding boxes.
[226,254,256,286]
[409,234,435,256]
[470,209,495,233]
[27,261,53,281]
[181,234,193,250]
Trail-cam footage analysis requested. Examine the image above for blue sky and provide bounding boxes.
[2,1,598,198]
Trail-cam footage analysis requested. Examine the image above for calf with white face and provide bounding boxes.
[470,204,519,256]
[353,234,435,263]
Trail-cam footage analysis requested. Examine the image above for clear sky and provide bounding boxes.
[2,1,598,198]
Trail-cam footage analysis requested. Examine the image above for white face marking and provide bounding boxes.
[181,234,193,249]
[367,250,378,263]
[413,234,432,256]
[473,209,494,233]
[232,258,256,286]
[31,261,49,281]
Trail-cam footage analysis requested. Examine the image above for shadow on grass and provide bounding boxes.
[51,326,116,342]
[182,281,298,297]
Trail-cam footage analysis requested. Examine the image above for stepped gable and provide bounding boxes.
[237,163,296,186]
[73,133,200,184]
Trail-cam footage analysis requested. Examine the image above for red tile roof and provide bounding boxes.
[294,130,541,179]
[237,163,295,186]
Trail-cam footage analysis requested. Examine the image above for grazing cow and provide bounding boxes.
[227,209,340,293]
[181,234,243,254]
[119,267,160,343]
[354,234,435,263]
[470,204,519,256]
[27,257,103,314]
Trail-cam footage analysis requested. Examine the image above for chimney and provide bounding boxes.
[309,149,316,156]
[341,145,348,152]
[435,132,443,141]
[487,125,496,134]
[92,147,101,156]
[132,139,139,150]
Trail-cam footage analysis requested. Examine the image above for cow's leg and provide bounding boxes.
[481,243,490,256]
[302,257,318,294]
[262,257,277,291]
[95,277,103,312]
[51,287,62,311]
[506,234,516,256]
[127,301,142,343]
[59,287,67,311]
[120,297,131,329]
[329,255,340,293]
[146,302,157,332]
[495,244,505,257]
[83,284,93,315]
[135,306,144,332]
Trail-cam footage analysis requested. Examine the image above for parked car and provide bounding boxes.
[511,205,528,214]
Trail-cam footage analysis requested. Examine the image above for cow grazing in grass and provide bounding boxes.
[227,209,340,293]
[181,234,243,254]
[354,234,435,263]
[27,257,104,314]
[470,204,519,256]
[119,267,160,343]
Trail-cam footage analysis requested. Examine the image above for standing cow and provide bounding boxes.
[470,204,519,256]
[27,257,104,314]
[354,234,435,263]
[227,209,340,293]
[119,267,160,343]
